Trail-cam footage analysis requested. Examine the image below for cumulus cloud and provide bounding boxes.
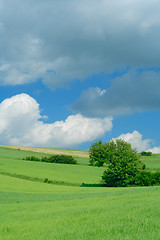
[113,130,160,153]
[113,130,152,152]
[146,147,160,154]
[0,94,113,148]
[72,70,160,117]
[0,0,160,88]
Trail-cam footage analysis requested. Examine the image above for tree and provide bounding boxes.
[101,139,144,187]
[89,138,139,167]
[90,139,160,187]
[89,140,107,167]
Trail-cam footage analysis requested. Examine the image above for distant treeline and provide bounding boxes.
[23,155,77,165]
[140,151,152,156]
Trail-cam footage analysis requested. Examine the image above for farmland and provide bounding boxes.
[0,146,160,240]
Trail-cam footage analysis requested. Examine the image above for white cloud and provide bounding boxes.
[113,130,152,152]
[146,147,160,154]
[0,0,160,88]
[0,94,113,148]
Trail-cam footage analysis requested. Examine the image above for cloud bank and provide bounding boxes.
[0,0,160,88]
[0,94,112,148]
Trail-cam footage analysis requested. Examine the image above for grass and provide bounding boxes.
[1,145,160,168]
[1,174,160,240]
[0,146,51,160]
[73,156,89,165]
[0,146,160,239]
[141,154,160,170]
[1,145,89,158]
[0,145,89,165]
[0,146,104,185]
[0,156,104,186]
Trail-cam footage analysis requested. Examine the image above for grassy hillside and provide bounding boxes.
[0,145,89,157]
[0,146,102,185]
[141,154,160,170]
[2,145,160,168]
[0,146,160,240]
[0,146,160,186]
[1,174,160,240]
[0,157,104,185]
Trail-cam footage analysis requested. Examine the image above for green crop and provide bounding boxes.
[0,146,160,240]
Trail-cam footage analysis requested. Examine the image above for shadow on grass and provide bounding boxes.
[80,183,106,187]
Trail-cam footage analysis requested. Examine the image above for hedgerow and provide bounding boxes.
[23,155,77,165]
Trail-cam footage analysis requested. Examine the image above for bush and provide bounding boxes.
[133,171,160,186]
[23,155,77,165]
[41,155,77,164]
[140,151,152,156]
[23,156,40,162]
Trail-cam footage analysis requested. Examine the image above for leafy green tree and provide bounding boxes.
[101,139,144,187]
[90,139,159,187]
[89,140,107,166]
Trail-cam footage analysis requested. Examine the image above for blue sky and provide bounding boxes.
[0,0,160,152]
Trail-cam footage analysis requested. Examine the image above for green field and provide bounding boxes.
[0,146,160,240]
[0,147,102,186]
[141,154,160,171]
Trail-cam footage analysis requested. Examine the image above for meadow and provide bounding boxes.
[0,146,160,240]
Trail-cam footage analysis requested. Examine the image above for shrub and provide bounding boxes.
[41,155,77,164]
[133,171,160,186]
[133,171,152,186]
[23,156,40,162]
[44,178,49,183]
[153,171,160,184]
[23,154,77,165]
[140,151,152,156]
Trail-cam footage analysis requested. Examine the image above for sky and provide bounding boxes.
[0,0,160,152]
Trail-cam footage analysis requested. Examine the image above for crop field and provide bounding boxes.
[141,154,160,171]
[0,147,102,186]
[0,145,89,158]
[0,146,160,240]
